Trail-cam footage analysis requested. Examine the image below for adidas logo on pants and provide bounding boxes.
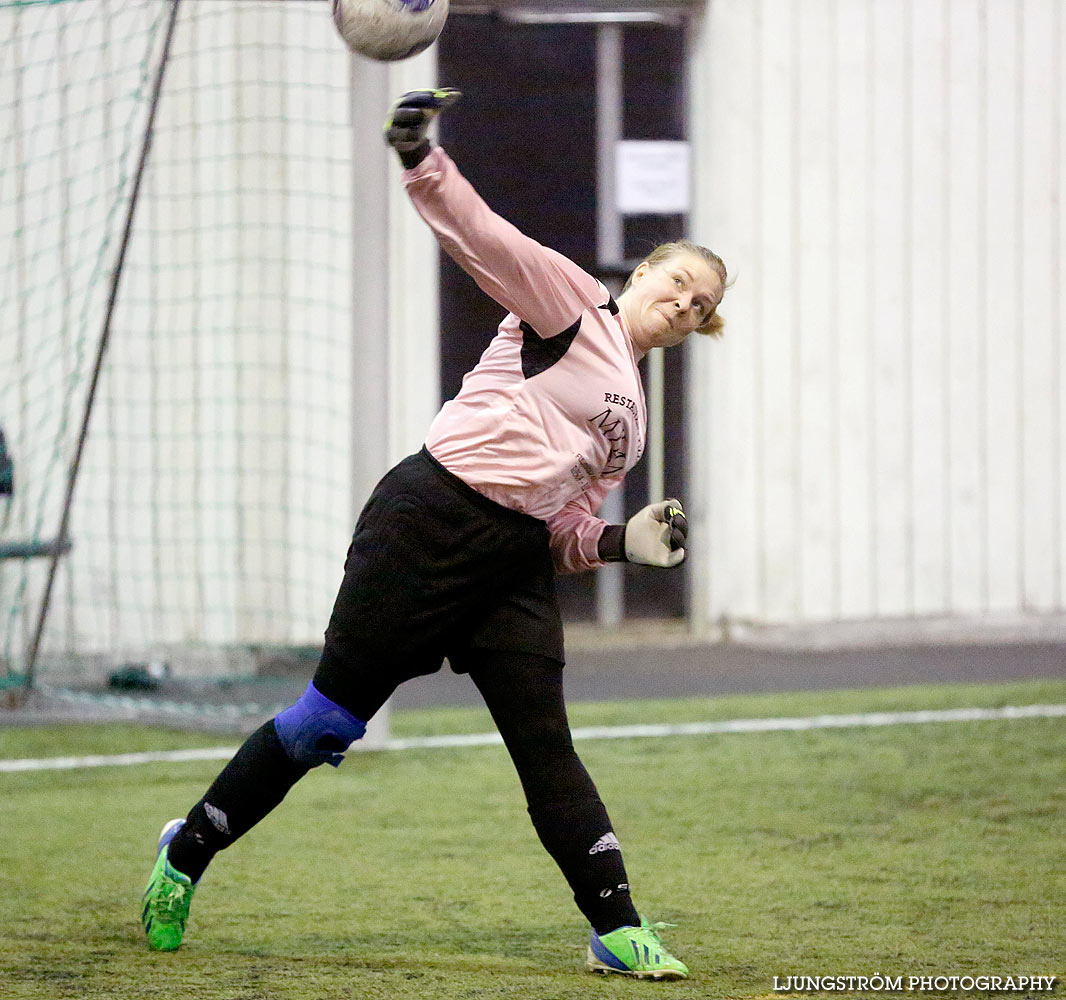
[588,832,621,854]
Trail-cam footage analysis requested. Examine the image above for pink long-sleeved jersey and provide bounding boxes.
[404,147,647,575]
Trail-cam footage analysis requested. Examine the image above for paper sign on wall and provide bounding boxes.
[616,140,691,214]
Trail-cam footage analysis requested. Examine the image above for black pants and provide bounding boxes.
[169,450,639,933]
[313,447,564,720]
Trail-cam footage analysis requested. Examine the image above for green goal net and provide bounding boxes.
[1,0,358,727]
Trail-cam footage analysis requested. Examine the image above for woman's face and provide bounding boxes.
[620,253,724,352]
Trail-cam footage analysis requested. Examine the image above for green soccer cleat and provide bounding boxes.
[142,818,196,951]
[586,916,689,980]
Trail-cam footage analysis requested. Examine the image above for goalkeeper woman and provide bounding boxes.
[142,89,728,981]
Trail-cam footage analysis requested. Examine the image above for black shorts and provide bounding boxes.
[314,447,564,717]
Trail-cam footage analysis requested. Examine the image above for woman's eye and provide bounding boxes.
[673,276,682,287]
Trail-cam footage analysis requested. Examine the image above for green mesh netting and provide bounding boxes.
[1,1,355,720]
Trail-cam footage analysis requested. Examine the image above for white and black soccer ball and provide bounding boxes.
[331,0,449,62]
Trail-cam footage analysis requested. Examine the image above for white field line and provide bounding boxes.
[2,703,1066,773]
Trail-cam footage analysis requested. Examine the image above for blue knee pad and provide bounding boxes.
[273,681,367,768]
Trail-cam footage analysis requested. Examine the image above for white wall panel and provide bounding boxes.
[982,0,1022,613]
[691,0,1066,626]
[387,50,444,466]
[1057,0,1066,612]
[1019,0,1061,611]
[870,0,909,616]
[944,0,983,614]
[794,0,836,622]
[689,0,759,624]
[909,0,951,614]
[833,0,876,619]
[756,0,800,619]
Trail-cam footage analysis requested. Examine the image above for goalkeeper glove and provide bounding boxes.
[599,499,687,567]
[383,87,461,168]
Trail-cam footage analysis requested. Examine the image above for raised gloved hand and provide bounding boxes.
[383,87,461,167]
[623,499,687,567]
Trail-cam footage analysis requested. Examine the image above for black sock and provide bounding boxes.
[167,720,310,883]
[528,797,641,934]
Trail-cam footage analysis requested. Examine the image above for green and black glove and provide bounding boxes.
[383,87,461,168]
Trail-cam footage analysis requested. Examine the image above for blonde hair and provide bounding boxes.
[622,239,729,337]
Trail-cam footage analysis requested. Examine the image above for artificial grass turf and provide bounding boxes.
[0,679,1063,999]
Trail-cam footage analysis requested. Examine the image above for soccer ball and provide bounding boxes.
[331,0,449,62]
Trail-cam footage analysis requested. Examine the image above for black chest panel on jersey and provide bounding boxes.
[518,296,619,380]
[519,316,582,379]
